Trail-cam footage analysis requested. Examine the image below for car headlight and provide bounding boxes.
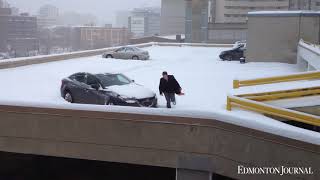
[119,95,137,103]
[125,99,137,104]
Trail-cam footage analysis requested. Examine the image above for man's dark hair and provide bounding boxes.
[162,71,168,76]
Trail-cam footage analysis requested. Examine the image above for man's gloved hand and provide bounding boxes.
[178,89,185,96]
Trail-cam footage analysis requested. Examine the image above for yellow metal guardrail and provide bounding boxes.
[237,87,320,102]
[227,96,320,126]
[233,71,320,89]
[228,70,320,127]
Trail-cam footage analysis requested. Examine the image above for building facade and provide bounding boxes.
[72,26,129,50]
[212,0,290,23]
[38,26,74,55]
[246,11,320,64]
[0,5,38,57]
[160,0,186,35]
[289,0,320,10]
[129,8,161,38]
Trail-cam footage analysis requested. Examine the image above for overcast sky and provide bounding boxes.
[7,0,161,23]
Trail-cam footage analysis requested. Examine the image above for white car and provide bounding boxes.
[102,47,150,60]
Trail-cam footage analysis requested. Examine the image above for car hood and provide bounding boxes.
[106,83,155,99]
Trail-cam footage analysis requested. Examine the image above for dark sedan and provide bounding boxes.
[219,44,246,61]
[60,72,157,107]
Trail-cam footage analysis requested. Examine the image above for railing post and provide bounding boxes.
[226,97,232,111]
[233,80,240,89]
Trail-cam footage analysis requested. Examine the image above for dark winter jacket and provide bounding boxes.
[159,75,181,94]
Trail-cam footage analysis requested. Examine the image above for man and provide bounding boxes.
[159,71,183,108]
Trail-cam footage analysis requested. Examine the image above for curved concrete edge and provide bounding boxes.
[0,104,319,180]
[0,42,233,70]
[0,100,319,146]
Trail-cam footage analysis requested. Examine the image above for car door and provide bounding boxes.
[84,74,106,104]
[113,47,126,59]
[232,47,242,60]
[125,47,134,59]
[72,73,89,103]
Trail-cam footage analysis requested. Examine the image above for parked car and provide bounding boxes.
[61,72,157,107]
[219,43,246,61]
[102,46,150,60]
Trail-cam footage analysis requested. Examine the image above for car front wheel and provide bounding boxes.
[132,56,139,60]
[64,91,73,103]
[106,54,113,58]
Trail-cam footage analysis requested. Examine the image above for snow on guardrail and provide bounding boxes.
[298,40,320,70]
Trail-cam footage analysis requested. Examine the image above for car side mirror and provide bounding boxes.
[91,84,100,90]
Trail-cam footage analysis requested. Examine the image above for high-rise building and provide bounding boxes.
[212,0,290,23]
[129,8,161,38]
[38,4,59,28]
[160,0,186,35]
[162,0,320,43]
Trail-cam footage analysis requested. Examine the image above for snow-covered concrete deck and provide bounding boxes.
[1,45,319,144]
[0,45,301,109]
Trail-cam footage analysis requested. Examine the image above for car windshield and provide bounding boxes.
[96,74,132,87]
[131,47,141,51]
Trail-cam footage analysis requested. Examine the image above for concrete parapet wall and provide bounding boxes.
[246,11,320,64]
[0,104,318,180]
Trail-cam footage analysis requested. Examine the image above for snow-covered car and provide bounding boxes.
[219,44,246,61]
[61,72,157,107]
[233,40,246,48]
[102,46,150,60]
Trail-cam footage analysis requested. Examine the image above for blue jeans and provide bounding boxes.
[164,93,176,108]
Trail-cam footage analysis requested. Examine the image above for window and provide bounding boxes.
[86,74,99,85]
[97,74,131,87]
[74,74,86,83]
[116,47,125,52]
[125,47,134,52]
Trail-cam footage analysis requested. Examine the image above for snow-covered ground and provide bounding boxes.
[1,45,319,144]
[0,45,301,109]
